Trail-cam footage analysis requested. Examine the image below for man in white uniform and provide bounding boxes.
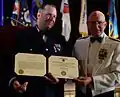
[73,10,120,97]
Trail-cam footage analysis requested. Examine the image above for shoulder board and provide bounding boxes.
[109,37,120,42]
[78,36,89,40]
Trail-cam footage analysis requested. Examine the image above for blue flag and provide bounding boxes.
[108,0,118,38]
[0,0,3,26]
[19,0,31,27]
[30,0,43,26]
[11,0,31,27]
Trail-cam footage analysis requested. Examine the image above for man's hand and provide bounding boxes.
[13,80,28,93]
[74,76,92,86]
[44,73,59,84]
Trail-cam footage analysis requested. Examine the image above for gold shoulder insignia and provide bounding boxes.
[109,37,120,42]
[79,36,89,39]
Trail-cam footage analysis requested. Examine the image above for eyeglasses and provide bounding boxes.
[88,21,105,26]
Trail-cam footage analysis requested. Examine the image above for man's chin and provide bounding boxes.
[92,34,101,37]
[47,25,53,29]
[94,32,102,36]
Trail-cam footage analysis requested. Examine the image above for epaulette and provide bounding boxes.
[78,36,89,40]
[109,37,120,42]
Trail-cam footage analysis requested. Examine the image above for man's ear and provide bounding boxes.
[37,9,43,19]
[37,12,41,19]
[104,21,107,28]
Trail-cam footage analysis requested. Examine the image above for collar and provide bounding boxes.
[36,25,40,32]
[36,25,47,35]
[90,33,108,43]
[90,32,107,38]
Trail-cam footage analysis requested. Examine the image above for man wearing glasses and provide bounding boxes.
[73,10,120,97]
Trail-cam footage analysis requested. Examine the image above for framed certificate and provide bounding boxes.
[48,56,78,79]
[15,53,46,76]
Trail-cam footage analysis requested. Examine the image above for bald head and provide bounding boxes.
[88,11,106,22]
[87,10,107,37]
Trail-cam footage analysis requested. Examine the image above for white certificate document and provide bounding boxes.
[15,53,46,76]
[48,56,78,79]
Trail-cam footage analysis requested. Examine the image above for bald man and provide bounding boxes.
[73,10,120,97]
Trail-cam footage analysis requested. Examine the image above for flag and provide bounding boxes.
[30,0,43,26]
[60,0,71,41]
[108,0,118,38]
[11,0,31,27]
[0,0,3,26]
[79,0,88,37]
[19,0,31,27]
[11,0,20,26]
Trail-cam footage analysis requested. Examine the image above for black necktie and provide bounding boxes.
[90,37,103,43]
